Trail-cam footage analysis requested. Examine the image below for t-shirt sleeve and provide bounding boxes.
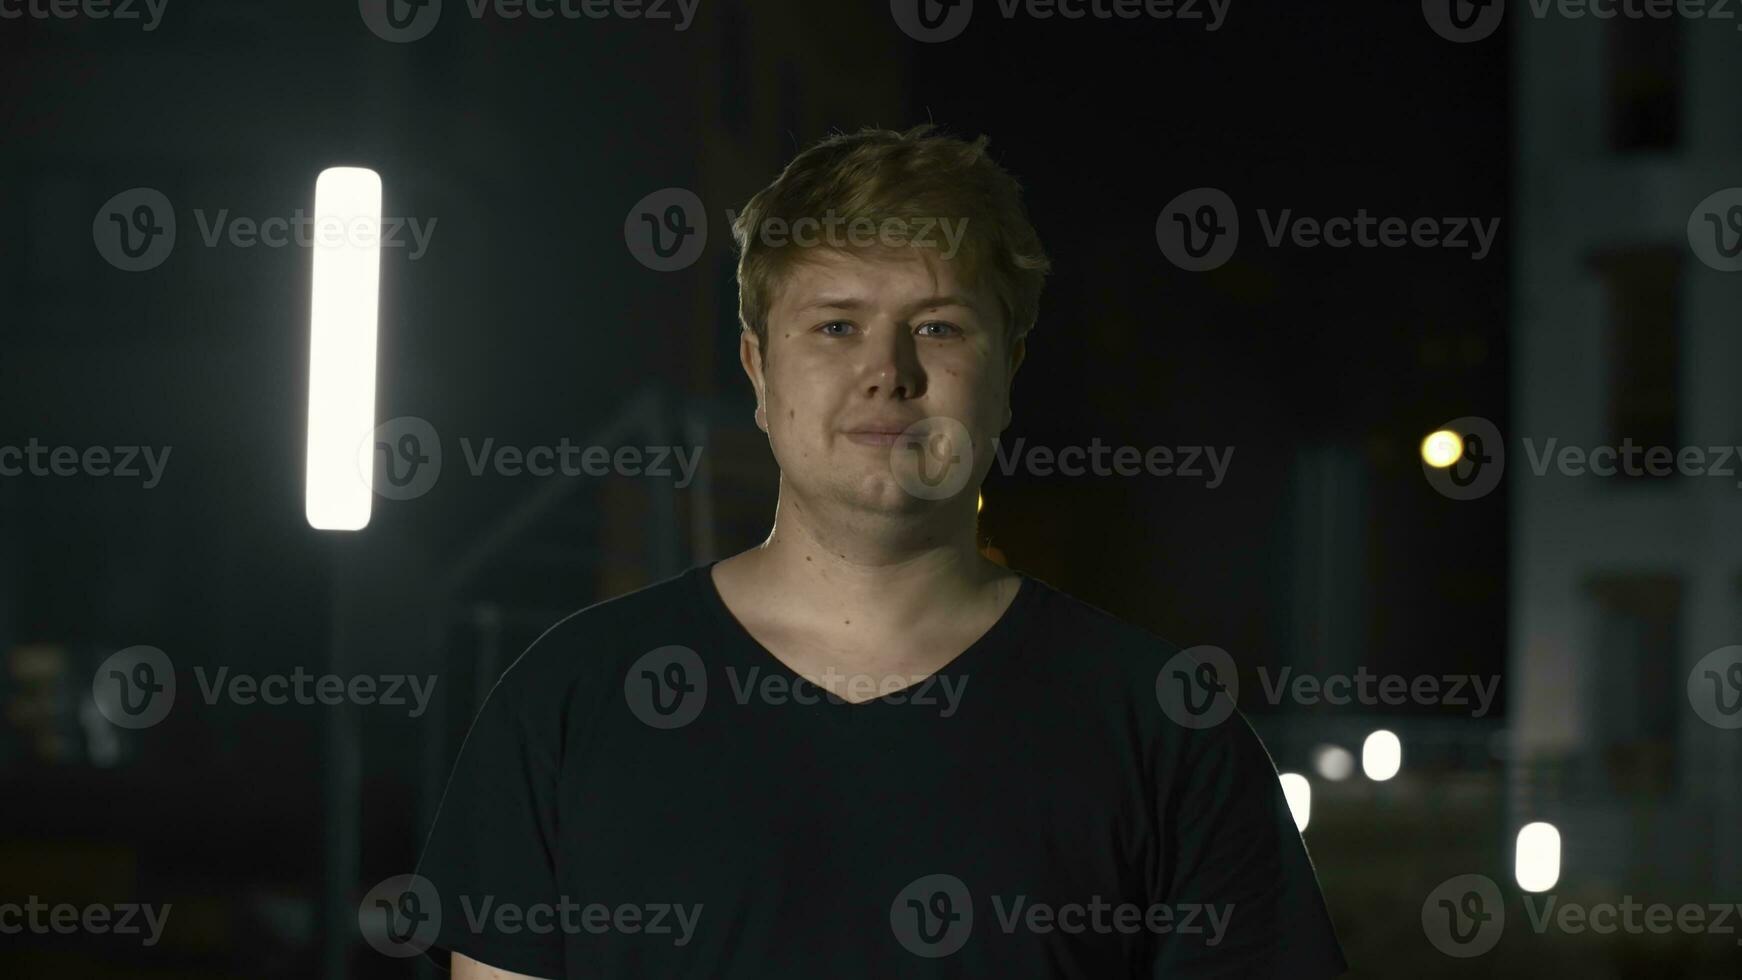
[1150,711,1348,978]
[414,669,566,977]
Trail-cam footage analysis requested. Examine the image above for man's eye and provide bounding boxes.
[916,321,961,338]
[819,321,855,336]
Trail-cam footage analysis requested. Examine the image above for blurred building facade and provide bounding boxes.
[1511,12,1742,901]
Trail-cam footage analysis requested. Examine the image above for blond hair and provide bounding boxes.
[731,124,1051,355]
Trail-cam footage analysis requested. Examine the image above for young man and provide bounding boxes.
[414,125,1347,978]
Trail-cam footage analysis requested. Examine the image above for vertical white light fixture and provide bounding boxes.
[1279,772,1312,831]
[1515,821,1561,892]
[304,167,383,531]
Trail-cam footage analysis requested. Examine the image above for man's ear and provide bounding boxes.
[740,328,768,433]
[1002,335,1026,430]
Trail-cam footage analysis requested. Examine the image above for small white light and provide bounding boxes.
[1279,772,1312,831]
[1312,744,1355,782]
[1362,729,1402,781]
[1515,821,1561,892]
[304,166,383,531]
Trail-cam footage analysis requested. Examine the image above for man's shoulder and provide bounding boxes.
[489,564,705,698]
[1022,571,1187,665]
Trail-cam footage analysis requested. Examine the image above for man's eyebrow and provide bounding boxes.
[794,294,981,314]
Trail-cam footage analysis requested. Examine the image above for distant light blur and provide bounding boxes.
[1312,744,1356,782]
[1362,730,1402,781]
[1515,822,1562,892]
[1280,772,1312,831]
[1420,429,1464,469]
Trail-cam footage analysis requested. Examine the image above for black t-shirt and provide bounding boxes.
[412,561,1347,978]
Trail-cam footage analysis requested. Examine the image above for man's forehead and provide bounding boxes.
[776,249,987,315]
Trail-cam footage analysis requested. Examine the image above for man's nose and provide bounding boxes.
[860,323,925,399]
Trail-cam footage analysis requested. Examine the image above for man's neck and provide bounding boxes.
[712,482,1016,672]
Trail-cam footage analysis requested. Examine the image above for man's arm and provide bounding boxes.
[452,949,552,980]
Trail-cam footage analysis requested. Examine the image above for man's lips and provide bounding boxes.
[841,429,908,447]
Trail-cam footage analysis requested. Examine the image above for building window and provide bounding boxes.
[1586,574,1681,797]
[1588,246,1681,466]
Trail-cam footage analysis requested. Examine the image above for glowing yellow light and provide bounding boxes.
[977,491,984,513]
[1421,429,1464,469]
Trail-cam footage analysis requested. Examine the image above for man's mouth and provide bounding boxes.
[842,431,905,447]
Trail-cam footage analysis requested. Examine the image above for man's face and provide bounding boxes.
[742,246,1024,517]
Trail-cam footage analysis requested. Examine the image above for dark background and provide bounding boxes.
[3,1,1734,977]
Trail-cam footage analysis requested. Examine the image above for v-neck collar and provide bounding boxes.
[691,559,1037,712]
